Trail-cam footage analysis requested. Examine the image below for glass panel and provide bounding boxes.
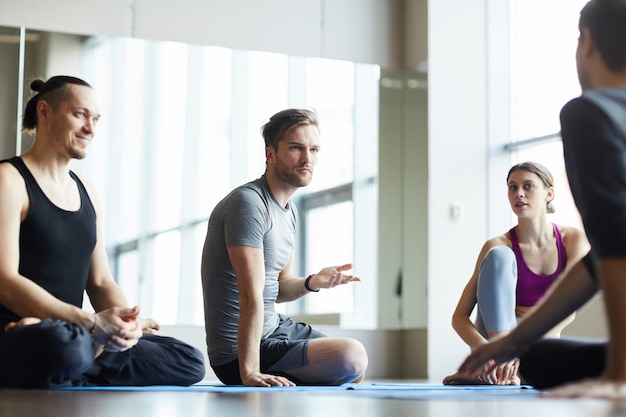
[191,222,209,325]
[304,201,354,314]
[117,249,141,307]
[509,0,589,232]
[513,140,583,230]
[152,42,188,231]
[305,58,355,192]
[0,26,23,159]
[510,0,589,140]
[195,47,233,219]
[116,40,149,241]
[246,51,289,180]
[151,230,182,324]
[77,34,378,324]
[79,37,149,243]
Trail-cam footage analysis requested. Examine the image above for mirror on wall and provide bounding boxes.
[0,26,24,158]
[0,25,387,327]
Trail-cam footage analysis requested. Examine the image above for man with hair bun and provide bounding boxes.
[0,75,205,388]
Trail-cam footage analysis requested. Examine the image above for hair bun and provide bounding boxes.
[30,79,45,92]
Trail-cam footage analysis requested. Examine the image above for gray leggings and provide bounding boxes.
[475,246,519,338]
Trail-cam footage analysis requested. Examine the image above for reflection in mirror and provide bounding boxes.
[0,26,380,325]
[377,69,428,329]
[0,26,28,158]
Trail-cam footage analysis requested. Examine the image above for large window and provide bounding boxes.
[508,0,589,229]
[74,37,379,325]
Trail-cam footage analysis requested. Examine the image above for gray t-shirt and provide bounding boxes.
[201,176,297,366]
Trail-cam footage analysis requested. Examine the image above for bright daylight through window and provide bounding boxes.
[75,37,380,325]
[509,0,591,229]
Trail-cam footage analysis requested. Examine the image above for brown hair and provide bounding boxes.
[507,161,556,214]
[261,108,319,150]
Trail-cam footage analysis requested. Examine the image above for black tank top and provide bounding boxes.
[0,157,97,327]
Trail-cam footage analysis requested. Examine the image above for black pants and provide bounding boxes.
[212,315,325,385]
[519,338,606,389]
[0,318,205,388]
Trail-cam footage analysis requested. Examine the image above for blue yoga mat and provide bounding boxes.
[52,382,534,393]
[366,383,534,390]
[54,384,346,393]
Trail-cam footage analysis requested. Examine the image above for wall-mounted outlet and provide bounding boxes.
[450,201,465,223]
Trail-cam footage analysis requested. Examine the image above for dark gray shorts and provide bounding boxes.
[212,314,325,385]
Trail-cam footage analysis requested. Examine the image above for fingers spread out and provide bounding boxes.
[336,263,353,272]
[244,373,296,387]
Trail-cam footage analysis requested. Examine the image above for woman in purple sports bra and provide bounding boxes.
[444,161,590,386]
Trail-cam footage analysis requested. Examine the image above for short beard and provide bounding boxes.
[274,157,311,188]
[69,148,87,160]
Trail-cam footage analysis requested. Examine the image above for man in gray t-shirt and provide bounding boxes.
[201,108,368,387]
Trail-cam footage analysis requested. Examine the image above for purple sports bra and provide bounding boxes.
[510,223,567,307]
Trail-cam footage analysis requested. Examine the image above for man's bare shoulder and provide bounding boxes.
[0,161,25,189]
[0,161,28,219]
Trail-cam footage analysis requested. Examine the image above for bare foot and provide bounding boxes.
[443,371,521,386]
[4,317,42,332]
[443,372,491,385]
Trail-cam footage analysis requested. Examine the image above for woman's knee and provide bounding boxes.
[478,246,517,292]
[476,247,518,335]
[480,246,516,276]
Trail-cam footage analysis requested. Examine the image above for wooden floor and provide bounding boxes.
[1,381,624,417]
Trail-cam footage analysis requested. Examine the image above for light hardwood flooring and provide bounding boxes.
[0,381,624,417]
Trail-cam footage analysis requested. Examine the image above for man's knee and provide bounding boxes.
[345,339,368,377]
[329,338,368,384]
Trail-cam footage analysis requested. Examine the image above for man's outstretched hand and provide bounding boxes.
[308,263,360,291]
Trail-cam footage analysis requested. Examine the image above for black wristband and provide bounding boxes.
[304,274,320,292]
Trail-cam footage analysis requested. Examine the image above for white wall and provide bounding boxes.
[425,0,606,381]
[427,0,491,381]
[0,0,403,68]
[0,37,20,158]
